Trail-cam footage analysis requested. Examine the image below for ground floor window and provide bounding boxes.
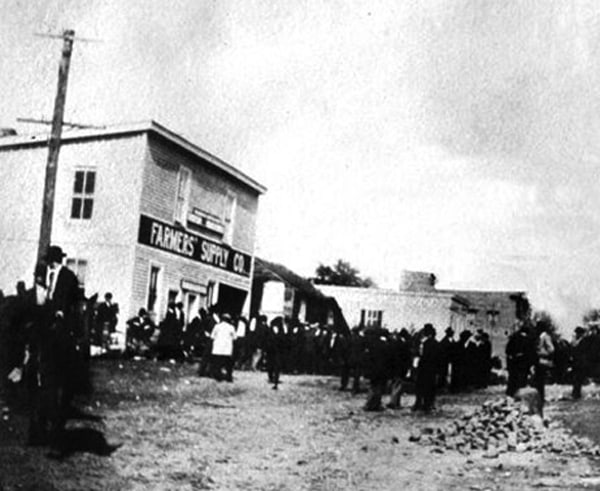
[168,289,179,307]
[360,309,383,328]
[147,265,161,313]
[65,258,87,288]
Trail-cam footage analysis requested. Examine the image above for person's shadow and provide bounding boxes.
[49,427,122,459]
[47,406,122,460]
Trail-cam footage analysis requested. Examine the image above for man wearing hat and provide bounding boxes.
[44,245,80,325]
[39,245,81,450]
[412,323,439,412]
[505,321,535,397]
[437,327,455,389]
[571,326,589,400]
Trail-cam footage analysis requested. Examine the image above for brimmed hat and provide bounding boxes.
[423,323,435,336]
[45,245,66,263]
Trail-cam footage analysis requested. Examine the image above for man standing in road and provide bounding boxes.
[412,323,439,413]
[534,321,555,416]
[210,313,236,382]
[505,322,535,397]
[37,245,81,452]
[437,327,455,389]
[571,326,589,400]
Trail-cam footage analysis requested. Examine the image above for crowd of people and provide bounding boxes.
[125,307,363,385]
[124,304,502,409]
[124,304,600,415]
[506,320,600,413]
[3,245,600,457]
[0,246,94,457]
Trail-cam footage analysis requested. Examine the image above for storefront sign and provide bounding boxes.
[138,214,252,277]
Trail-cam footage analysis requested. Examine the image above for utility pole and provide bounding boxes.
[37,29,75,263]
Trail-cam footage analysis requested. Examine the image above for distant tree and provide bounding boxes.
[582,308,600,326]
[313,259,375,288]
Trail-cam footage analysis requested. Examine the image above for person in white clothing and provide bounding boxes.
[211,313,236,382]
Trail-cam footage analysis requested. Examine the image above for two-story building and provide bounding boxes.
[0,121,266,332]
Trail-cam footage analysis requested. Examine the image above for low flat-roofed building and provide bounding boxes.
[317,285,470,333]
[319,272,529,362]
[437,288,530,362]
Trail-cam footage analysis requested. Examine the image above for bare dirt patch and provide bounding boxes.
[1,361,600,490]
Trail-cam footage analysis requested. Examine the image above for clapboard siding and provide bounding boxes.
[130,243,252,319]
[140,133,260,254]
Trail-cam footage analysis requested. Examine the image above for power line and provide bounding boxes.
[17,117,106,130]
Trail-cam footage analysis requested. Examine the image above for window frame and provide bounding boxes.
[70,168,96,220]
[174,166,191,225]
[360,308,383,328]
[223,191,237,245]
[146,262,163,315]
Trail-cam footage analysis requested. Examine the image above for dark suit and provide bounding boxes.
[414,336,439,411]
[363,327,392,411]
[48,266,80,330]
[36,265,82,448]
[265,326,285,388]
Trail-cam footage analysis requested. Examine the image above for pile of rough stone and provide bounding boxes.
[409,397,600,458]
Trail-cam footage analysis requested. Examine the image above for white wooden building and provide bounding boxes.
[0,121,266,332]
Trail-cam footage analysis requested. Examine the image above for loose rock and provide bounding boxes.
[409,396,598,457]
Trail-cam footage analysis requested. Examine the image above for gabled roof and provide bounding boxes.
[253,257,326,300]
[0,120,266,194]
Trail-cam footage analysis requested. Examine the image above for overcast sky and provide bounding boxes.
[2,0,600,330]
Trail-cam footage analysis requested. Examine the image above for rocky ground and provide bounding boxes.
[1,360,600,490]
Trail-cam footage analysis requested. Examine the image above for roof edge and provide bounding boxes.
[0,119,267,195]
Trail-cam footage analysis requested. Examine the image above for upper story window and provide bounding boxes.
[174,167,191,224]
[223,192,237,244]
[71,170,96,219]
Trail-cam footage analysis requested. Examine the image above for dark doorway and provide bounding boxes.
[216,284,247,316]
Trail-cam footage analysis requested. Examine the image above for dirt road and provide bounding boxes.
[1,360,599,490]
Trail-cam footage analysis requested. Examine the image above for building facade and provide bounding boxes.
[0,121,265,332]
[319,271,529,362]
[317,285,470,333]
[251,257,348,330]
[437,288,530,362]
[398,270,530,357]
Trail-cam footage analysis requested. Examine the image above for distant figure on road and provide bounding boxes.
[505,322,535,397]
[197,308,217,377]
[412,323,439,413]
[210,313,236,382]
[95,292,118,348]
[363,325,392,412]
[386,329,412,409]
[437,327,455,389]
[451,330,471,393]
[265,317,285,389]
[570,326,589,400]
[156,303,183,361]
[533,322,555,417]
